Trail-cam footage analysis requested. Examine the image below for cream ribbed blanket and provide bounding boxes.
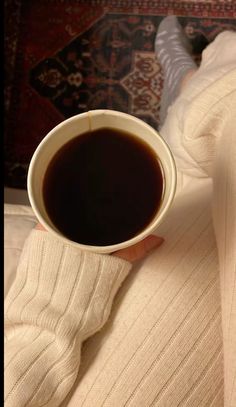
[4,31,236,407]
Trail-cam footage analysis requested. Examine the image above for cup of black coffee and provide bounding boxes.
[27,110,176,253]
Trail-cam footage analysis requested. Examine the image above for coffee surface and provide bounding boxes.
[43,128,164,246]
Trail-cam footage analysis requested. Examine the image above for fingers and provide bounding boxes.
[113,235,164,262]
[35,223,47,231]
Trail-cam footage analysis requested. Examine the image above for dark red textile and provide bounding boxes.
[4,0,236,188]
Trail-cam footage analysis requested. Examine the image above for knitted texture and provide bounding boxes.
[4,230,131,406]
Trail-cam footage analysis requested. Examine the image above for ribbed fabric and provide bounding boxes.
[4,31,236,407]
[4,231,131,407]
[63,180,223,407]
[155,16,197,125]
[213,114,236,407]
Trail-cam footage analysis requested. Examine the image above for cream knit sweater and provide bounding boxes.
[4,31,236,407]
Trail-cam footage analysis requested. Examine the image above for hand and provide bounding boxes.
[35,223,164,262]
[114,235,164,262]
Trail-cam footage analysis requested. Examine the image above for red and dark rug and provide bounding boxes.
[4,0,236,189]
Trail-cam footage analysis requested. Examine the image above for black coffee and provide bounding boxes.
[43,128,164,246]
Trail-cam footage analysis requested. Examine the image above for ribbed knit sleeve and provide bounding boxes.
[4,230,131,407]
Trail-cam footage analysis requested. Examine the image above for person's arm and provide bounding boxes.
[4,229,162,407]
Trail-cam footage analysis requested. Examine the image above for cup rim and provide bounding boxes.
[27,109,177,253]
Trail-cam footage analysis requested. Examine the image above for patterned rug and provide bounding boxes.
[4,0,236,189]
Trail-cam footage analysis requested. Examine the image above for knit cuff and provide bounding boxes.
[5,229,132,340]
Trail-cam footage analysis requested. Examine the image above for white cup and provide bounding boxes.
[27,109,176,253]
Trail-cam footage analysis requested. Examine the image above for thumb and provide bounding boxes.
[113,235,164,262]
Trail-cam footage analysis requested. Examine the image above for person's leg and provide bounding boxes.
[61,179,223,407]
[212,100,236,407]
[159,29,236,406]
[155,16,197,125]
